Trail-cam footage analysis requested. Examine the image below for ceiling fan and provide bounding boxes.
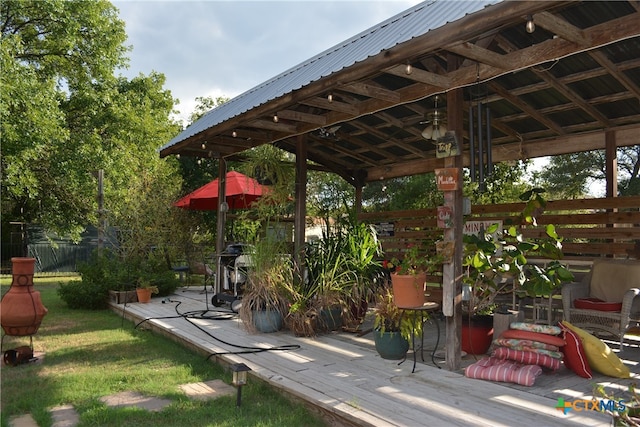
[420,96,447,141]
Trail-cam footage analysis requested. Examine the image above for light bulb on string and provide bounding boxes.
[526,15,535,33]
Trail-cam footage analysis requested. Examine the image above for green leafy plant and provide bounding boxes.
[136,279,159,294]
[373,287,425,342]
[462,188,574,315]
[388,242,443,276]
[239,238,292,333]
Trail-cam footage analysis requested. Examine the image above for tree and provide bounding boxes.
[532,147,640,198]
[1,0,182,245]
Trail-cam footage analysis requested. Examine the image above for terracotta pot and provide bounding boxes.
[391,273,426,308]
[136,288,152,303]
[0,258,48,336]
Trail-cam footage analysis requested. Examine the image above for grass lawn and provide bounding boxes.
[0,277,327,427]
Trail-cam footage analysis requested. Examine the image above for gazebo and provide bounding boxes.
[160,0,640,370]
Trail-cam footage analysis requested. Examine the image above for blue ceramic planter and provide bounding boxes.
[373,329,409,360]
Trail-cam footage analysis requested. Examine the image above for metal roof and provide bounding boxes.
[161,0,497,151]
[160,1,640,185]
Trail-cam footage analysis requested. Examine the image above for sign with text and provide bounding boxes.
[437,206,453,228]
[435,168,459,191]
[435,131,460,158]
[374,222,395,237]
[463,220,503,237]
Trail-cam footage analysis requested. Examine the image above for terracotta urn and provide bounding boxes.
[0,258,48,336]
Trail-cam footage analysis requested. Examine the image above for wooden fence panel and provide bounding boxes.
[359,196,640,287]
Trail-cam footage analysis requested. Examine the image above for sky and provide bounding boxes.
[113,0,422,125]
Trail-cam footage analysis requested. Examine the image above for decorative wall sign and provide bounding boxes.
[435,131,460,158]
[437,206,453,228]
[436,240,455,263]
[374,222,395,237]
[463,220,503,237]
[435,168,459,191]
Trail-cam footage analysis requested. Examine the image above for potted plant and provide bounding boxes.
[239,238,291,333]
[372,287,421,360]
[461,188,574,353]
[136,279,159,303]
[388,242,442,309]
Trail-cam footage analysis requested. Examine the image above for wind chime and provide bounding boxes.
[468,74,492,192]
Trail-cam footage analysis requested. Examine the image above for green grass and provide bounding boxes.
[0,277,327,427]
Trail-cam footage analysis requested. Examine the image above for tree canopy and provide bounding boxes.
[1,0,182,243]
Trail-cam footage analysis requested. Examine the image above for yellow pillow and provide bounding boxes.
[561,321,630,378]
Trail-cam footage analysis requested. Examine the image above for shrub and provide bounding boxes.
[57,249,180,309]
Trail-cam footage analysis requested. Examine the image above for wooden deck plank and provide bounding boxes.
[110,291,633,426]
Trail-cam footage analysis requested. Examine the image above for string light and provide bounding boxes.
[327,94,333,103]
[273,114,279,123]
[197,158,201,165]
[232,131,237,138]
[405,62,412,75]
[526,15,535,33]
[176,154,180,159]
[201,142,206,150]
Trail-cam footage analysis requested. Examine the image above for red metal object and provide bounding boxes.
[173,171,269,211]
[0,258,48,336]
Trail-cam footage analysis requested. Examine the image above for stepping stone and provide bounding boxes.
[51,404,79,427]
[179,379,235,401]
[99,391,172,412]
[8,414,38,427]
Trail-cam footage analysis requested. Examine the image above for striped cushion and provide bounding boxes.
[492,347,561,370]
[558,322,592,379]
[465,357,542,386]
[500,329,565,347]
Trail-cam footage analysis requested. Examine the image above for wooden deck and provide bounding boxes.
[109,286,640,426]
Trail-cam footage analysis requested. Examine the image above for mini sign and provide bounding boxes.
[437,206,453,228]
[463,220,503,237]
[435,131,460,158]
[374,222,395,237]
[435,168,459,191]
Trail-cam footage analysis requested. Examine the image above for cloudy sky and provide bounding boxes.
[113,0,422,124]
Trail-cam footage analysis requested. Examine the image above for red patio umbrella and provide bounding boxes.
[173,171,269,211]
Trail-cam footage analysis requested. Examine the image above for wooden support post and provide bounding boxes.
[443,87,464,371]
[605,130,618,198]
[294,135,307,286]
[215,156,227,295]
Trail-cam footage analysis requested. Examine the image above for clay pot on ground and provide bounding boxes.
[0,258,48,336]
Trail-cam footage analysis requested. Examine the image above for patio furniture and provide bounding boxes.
[399,301,440,373]
[561,259,640,351]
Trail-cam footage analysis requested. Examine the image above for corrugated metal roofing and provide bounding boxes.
[161,0,499,151]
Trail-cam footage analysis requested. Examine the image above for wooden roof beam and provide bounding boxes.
[444,41,508,69]
[532,11,591,47]
[340,82,401,103]
[277,109,327,126]
[299,96,360,115]
[488,81,566,135]
[589,50,640,101]
[385,64,452,88]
